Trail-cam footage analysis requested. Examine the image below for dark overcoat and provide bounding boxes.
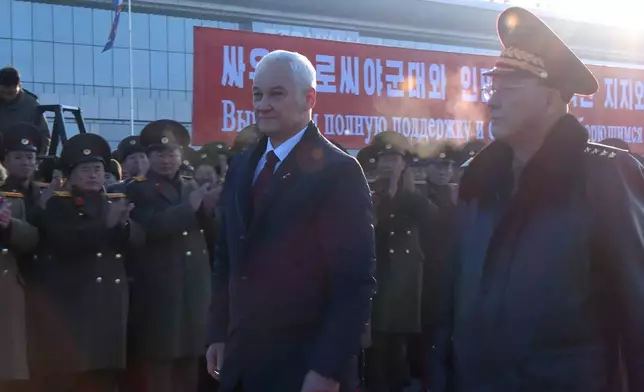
[30,190,142,375]
[0,192,39,381]
[372,188,439,334]
[125,171,215,363]
[206,123,376,392]
[429,114,644,392]
[0,89,50,153]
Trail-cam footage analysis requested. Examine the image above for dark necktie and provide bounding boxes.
[253,150,280,213]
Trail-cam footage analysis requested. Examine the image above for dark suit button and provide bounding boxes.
[241,276,248,281]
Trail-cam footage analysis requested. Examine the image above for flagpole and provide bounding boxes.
[128,0,134,136]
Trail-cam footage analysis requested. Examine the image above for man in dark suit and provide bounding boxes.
[205,49,376,392]
[429,7,644,392]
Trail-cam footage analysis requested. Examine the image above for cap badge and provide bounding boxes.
[201,153,208,159]
[183,160,190,165]
[369,158,376,164]
[439,152,446,159]
[20,138,29,145]
[469,150,476,157]
[129,139,136,145]
[161,137,169,144]
[83,149,91,156]
[385,144,393,150]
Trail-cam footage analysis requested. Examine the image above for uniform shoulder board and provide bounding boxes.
[22,88,39,100]
[0,191,24,199]
[53,191,72,198]
[181,175,194,181]
[34,181,50,189]
[132,176,147,182]
[461,157,475,169]
[105,193,127,199]
[584,143,620,159]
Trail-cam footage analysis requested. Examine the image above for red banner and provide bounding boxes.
[193,27,644,154]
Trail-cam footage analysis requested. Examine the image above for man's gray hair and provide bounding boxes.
[255,50,317,93]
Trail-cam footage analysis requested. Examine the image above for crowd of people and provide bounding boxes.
[1,5,644,392]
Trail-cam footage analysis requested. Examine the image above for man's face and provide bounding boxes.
[426,162,454,186]
[252,61,315,135]
[148,148,181,178]
[69,162,104,192]
[123,152,149,178]
[194,164,220,186]
[104,172,118,186]
[487,75,550,141]
[4,151,37,180]
[376,154,406,181]
[0,84,20,103]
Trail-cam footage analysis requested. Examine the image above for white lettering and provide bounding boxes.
[460,66,478,102]
[620,79,633,110]
[364,58,384,97]
[428,64,447,100]
[221,100,236,132]
[340,56,360,95]
[408,62,426,99]
[221,46,245,88]
[248,48,269,81]
[316,55,337,94]
[323,114,335,136]
[605,78,617,109]
[385,60,405,98]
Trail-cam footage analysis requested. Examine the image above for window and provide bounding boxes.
[33,3,53,42]
[92,8,112,47]
[167,17,185,52]
[131,13,150,50]
[132,49,150,88]
[185,19,199,54]
[74,44,94,85]
[185,53,193,91]
[53,5,73,43]
[11,0,32,40]
[33,42,54,83]
[113,48,129,87]
[53,43,74,84]
[0,0,11,38]
[168,52,186,90]
[12,40,33,82]
[0,39,11,65]
[149,14,167,51]
[73,6,93,45]
[94,46,113,86]
[150,51,168,89]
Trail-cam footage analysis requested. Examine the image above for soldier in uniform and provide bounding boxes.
[0,67,50,153]
[0,135,41,392]
[31,132,142,392]
[366,140,440,392]
[116,135,149,181]
[430,7,644,392]
[105,159,122,187]
[123,119,217,392]
[357,144,379,182]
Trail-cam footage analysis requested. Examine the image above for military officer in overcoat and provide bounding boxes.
[30,132,142,392]
[123,119,217,392]
[366,139,440,392]
[429,7,644,392]
[0,135,40,392]
[116,135,149,182]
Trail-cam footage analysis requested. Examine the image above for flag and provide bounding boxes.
[102,0,125,53]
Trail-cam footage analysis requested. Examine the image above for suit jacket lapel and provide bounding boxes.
[247,122,320,238]
[235,137,267,232]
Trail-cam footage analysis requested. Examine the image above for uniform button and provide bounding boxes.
[390,214,395,218]
[115,254,122,259]
[203,250,207,255]
[200,230,204,234]
[389,231,395,236]
[3,269,8,276]
[96,277,103,283]
[96,252,102,258]
[33,255,38,260]
[389,249,395,254]
[1,248,8,255]
[241,276,248,281]
[406,230,412,235]
[78,212,84,216]
[186,251,192,256]
[114,279,121,284]
[182,231,188,236]
[405,249,410,254]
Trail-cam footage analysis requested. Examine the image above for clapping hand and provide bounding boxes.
[0,201,12,229]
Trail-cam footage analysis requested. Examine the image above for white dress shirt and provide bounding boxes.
[253,126,308,183]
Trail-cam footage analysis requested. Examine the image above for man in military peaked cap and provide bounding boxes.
[123,118,217,392]
[429,7,644,392]
[30,132,142,392]
[115,135,149,181]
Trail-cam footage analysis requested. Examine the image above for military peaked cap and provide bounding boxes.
[60,133,112,172]
[2,123,44,155]
[140,119,191,151]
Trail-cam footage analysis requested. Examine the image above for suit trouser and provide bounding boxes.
[122,357,198,392]
[365,332,411,392]
[33,370,119,392]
